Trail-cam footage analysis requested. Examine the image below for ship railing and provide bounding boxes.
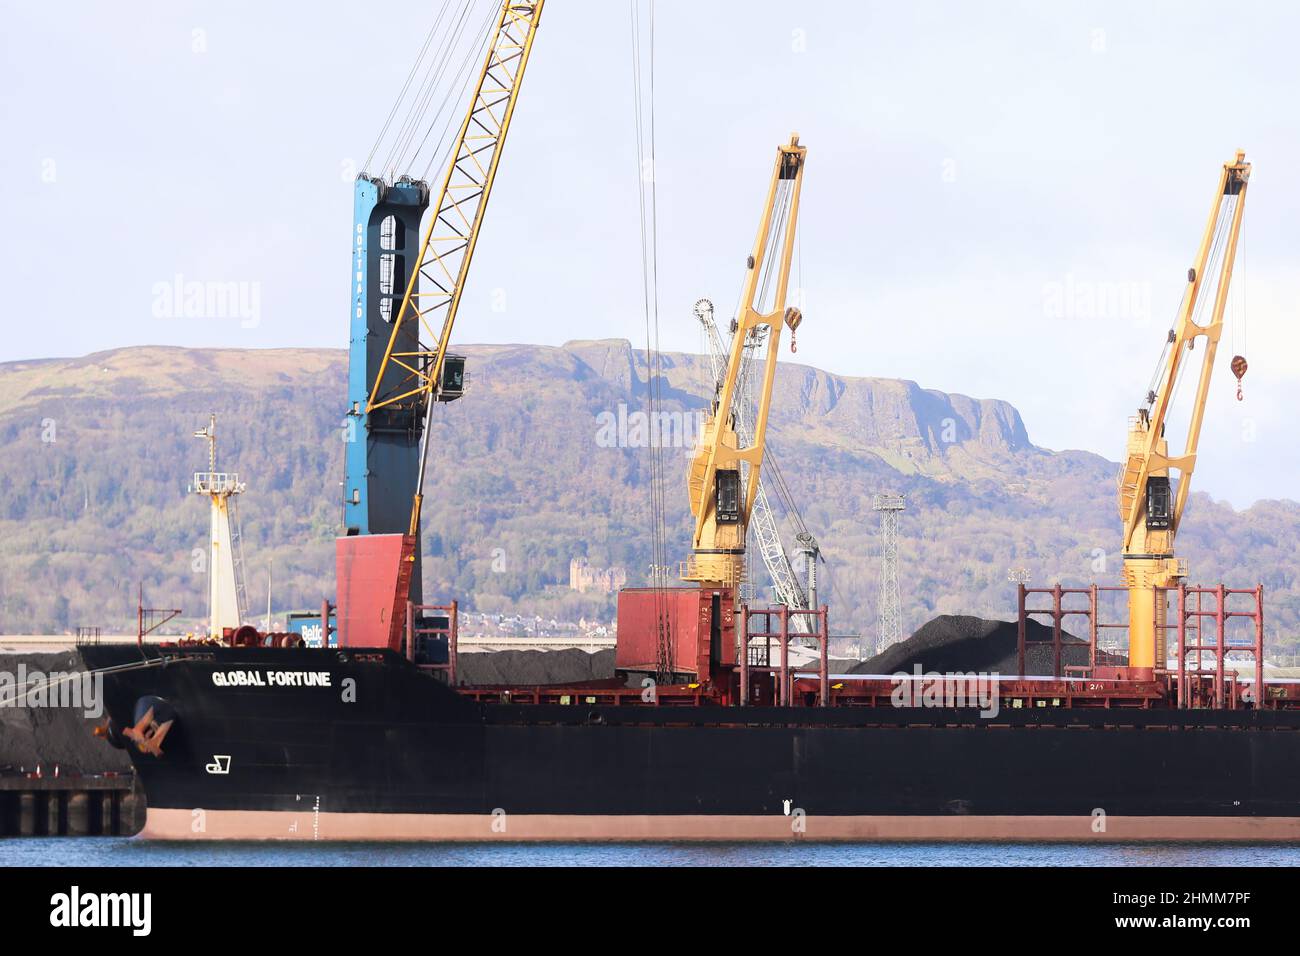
[1017,582,1267,710]
[738,604,830,708]
[1168,584,1266,710]
[677,557,742,588]
[190,472,245,496]
[406,600,458,686]
[1016,583,1102,681]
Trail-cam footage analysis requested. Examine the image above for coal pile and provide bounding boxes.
[848,614,1124,676]
[456,648,616,686]
[0,652,132,774]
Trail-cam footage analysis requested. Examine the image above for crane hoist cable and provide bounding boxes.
[755,182,793,312]
[363,0,450,173]
[381,0,476,175]
[1230,216,1248,397]
[1142,303,1180,405]
[395,1,491,175]
[418,14,498,180]
[391,1,484,171]
[1166,196,1236,415]
[629,0,672,683]
[1139,193,1235,421]
[367,0,497,181]
[797,210,804,311]
[764,450,806,536]
[398,1,499,176]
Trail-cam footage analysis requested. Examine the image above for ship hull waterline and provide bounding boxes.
[140,809,1300,842]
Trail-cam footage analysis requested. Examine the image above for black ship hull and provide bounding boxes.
[82,645,1300,841]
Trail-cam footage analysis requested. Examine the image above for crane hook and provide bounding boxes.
[1231,354,1248,401]
[784,306,803,353]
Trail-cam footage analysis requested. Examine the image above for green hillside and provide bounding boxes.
[0,341,1295,656]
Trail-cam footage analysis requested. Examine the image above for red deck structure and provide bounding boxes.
[201,579,1297,713]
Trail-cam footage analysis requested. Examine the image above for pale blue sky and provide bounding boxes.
[3,0,1297,507]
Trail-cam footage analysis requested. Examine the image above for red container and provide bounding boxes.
[615,586,735,678]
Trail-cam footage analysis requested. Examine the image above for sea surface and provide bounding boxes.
[2,839,1299,866]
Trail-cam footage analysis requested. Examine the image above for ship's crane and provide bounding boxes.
[338,0,545,649]
[370,0,544,532]
[693,297,819,633]
[1118,150,1251,671]
[682,135,806,596]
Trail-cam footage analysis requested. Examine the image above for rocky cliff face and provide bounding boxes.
[553,338,1033,468]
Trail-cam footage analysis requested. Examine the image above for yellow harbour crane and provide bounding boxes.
[682,134,806,595]
[1118,150,1251,671]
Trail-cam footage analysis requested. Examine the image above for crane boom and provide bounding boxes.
[338,0,544,650]
[683,134,806,592]
[694,298,813,632]
[367,0,545,537]
[1119,150,1250,671]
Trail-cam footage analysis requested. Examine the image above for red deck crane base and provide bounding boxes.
[335,533,413,650]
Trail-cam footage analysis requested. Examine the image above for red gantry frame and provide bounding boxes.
[1016,583,1279,710]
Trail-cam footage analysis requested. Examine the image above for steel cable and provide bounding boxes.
[363,0,455,174]
[388,0,484,177]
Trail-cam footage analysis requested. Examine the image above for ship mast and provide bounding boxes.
[190,414,248,640]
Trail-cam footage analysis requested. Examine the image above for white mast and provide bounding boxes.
[190,414,247,639]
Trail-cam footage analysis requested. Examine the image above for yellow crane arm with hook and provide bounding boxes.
[682,134,806,592]
[365,0,545,537]
[1119,150,1250,670]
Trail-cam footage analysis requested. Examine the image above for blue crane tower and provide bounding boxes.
[342,174,431,604]
[335,0,544,648]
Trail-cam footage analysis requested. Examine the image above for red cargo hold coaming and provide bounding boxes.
[615,586,736,677]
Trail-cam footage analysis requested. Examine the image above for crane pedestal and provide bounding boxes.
[615,587,737,685]
[335,533,415,650]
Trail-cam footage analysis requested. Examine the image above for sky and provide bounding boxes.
[3,0,1297,508]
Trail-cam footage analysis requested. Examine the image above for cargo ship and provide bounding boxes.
[81,581,1300,842]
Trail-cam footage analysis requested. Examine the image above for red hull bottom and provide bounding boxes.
[142,808,1300,842]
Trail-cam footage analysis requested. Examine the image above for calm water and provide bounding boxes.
[2,839,1299,866]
